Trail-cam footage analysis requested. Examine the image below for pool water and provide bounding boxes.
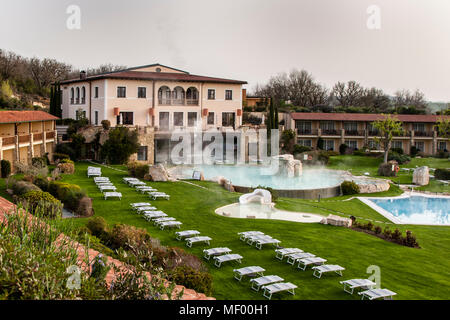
[182,165,344,190]
[369,196,450,225]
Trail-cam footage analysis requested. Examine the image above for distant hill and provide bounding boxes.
[427,102,450,114]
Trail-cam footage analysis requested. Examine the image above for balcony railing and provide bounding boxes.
[413,131,434,137]
[70,98,74,104]
[81,98,86,104]
[76,98,80,104]
[321,129,339,136]
[46,131,55,139]
[33,133,43,141]
[158,98,199,106]
[368,130,380,136]
[18,134,30,143]
[345,130,365,136]
[2,136,15,146]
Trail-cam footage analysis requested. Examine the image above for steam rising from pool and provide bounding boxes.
[181,165,344,190]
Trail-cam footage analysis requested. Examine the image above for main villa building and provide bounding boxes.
[59,63,247,163]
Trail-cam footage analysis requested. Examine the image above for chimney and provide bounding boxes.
[80,71,87,80]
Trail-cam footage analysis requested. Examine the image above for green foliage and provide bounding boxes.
[69,134,86,160]
[90,254,110,283]
[101,120,111,130]
[20,190,62,218]
[410,146,419,157]
[435,168,450,180]
[0,80,13,98]
[31,157,47,168]
[61,158,74,164]
[317,137,324,150]
[372,115,404,163]
[48,181,85,211]
[127,161,149,179]
[281,129,295,153]
[339,144,348,155]
[434,117,450,139]
[109,224,150,250]
[341,181,360,195]
[86,216,108,239]
[388,151,410,164]
[378,162,397,177]
[53,152,71,162]
[33,176,49,191]
[12,180,41,196]
[169,266,213,296]
[391,147,404,154]
[1,159,11,178]
[100,127,140,164]
[293,144,311,155]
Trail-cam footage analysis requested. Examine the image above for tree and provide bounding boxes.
[0,50,20,80]
[332,81,364,107]
[372,114,404,163]
[435,117,450,139]
[281,129,295,154]
[28,58,71,90]
[393,89,427,114]
[100,127,140,164]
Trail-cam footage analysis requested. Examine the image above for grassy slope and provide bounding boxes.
[58,162,450,300]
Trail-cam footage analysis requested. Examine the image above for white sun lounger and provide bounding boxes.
[275,248,304,260]
[246,234,273,246]
[123,177,139,184]
[98,185,117,192]
[214,254,243,268]
[143,212,167,221]
[154,217,176,226]
[359,288,397,300]
[340,279,377,294]
[233,266,265,281]
[238,231,264,241]
[136,206,158,214]
[159,221,182,230]
[297,257,327,271]
[262,282,297,300]
[96,182,114,187]
[286,252,316,265]
[94,177,109,182]
[131,202,152,208]
[255,238,281,250]
[250,275,284,292]
[104,192,122,200]
[128,181,147,187]
[87,167,102,177]
[203,247,232,260]
[175,230,201,240]
[149,192,170,200]
[312,264,345,278]
[136,186,158,193]
[186,236,212,248]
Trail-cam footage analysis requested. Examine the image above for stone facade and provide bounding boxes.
[413,166,430,186]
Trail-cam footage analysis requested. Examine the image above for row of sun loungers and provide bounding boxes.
[124,177,171,200]
[90,173,123,200]
[239,231,281,250]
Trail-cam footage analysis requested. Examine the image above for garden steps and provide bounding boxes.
[0,196,214,300]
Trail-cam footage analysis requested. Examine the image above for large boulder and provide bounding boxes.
[320,214,352,227]
[413,166,429,186]
[147,164,169,182]
[378,160,398,177]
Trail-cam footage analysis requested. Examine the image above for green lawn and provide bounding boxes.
[55,162,450,300]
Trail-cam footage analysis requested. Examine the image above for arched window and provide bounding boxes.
[81,87,86,103]
[158,86,171,105]
[76,87,80,104]
[186,87,199,105]
[172,86,185,105]
[70,88,74,104]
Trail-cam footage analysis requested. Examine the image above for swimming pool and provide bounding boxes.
[359,194,450,225]
[181,165,344,190]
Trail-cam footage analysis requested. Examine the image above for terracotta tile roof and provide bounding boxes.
[60,70,247,85]
[290,112,448,123]
[0,111,59,124]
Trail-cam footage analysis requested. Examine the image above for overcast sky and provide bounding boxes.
[1,0,449,101]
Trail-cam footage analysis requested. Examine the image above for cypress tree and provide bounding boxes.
[274,106,279,129]
[49,86,55,115]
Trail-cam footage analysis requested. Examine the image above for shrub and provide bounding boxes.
[353,150,366,156]
[435,168,450,180]
[109,224,150,249]
[1,159,12,178]
[12,180,41,196]
[410,146,419,157]
[20,191,62,218]
[341,181,360,195]
[365,222,374,232]
[86,216,108,238]
[392,229,402,242]
[437,150,449,159]
[293,144,311,155]
[13,161,48,178]
[53,152,70,162]
[326,150,340,156]
[57,162,75,174]
[31,157,47,168]
[100,127,140,164]
[374,226,382,234]
[169,266,213,296]
[388,151,410,164]
[48,181,85,211]
[127,161,149,179]
[383,227,392,239]
[404,230,419,248]
[317,137,324,150]
[391,147,404,154]
[34,176,49,191]
[101,120,111,130]
[61,158,75,164]
[339,144,348,155]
